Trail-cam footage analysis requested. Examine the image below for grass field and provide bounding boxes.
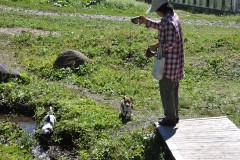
[0,0,239,159]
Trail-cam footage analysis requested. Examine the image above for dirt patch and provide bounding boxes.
[0,27,58,72]
[0,27,59,36]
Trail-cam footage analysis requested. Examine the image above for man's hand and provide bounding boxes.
[149,43,159,52]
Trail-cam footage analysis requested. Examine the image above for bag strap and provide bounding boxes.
[156,43,165,59]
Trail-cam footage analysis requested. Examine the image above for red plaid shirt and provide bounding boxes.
[146,13,184,81]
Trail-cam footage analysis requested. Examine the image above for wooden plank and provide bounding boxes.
[155,116,240,160]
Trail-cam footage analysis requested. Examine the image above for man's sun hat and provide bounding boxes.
[146,0,169,13]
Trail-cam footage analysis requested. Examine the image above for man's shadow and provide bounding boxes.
[144,126,177,160]
[143,126,178,160]
[158,125,178,140]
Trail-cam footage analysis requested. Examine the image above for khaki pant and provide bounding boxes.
[159,76,179,119]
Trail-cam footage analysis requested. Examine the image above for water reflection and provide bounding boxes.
[0,114,37,133]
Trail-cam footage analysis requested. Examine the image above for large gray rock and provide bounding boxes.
[53,50,91,69]
[0,63,20,82]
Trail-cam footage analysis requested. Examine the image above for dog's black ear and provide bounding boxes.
[123,96,126,100]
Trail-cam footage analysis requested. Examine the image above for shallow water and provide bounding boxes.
[32,145,75,160]
[0,114,75,159]
[0,114,37,133]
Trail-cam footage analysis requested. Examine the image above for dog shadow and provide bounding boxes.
[119,114,132,124]
[38,133,54,151]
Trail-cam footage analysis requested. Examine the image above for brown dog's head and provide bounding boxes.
[122,96,133,108]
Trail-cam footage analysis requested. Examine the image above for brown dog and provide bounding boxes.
[120,96,133,119]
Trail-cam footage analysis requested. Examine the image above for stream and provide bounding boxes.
[0,114,37,134]
[0,114,75,160]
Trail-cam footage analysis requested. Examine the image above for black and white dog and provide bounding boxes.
[41,107,56,136]
[120,96,133,119]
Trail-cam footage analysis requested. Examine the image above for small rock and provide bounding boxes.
[53,50,91,69]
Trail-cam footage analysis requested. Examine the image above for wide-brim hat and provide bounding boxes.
[146,0,169,13]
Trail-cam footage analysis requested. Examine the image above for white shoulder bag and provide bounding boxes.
[152,45,165,80]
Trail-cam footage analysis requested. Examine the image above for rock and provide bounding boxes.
[53,50,91,69]
[0,63,20,82]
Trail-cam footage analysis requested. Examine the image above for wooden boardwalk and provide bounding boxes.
[155,116,240,160]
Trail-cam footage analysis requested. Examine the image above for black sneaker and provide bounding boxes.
[158,117,179,124]
[158,118,176,126]
[176,117,179,123]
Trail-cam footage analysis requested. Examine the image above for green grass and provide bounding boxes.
[0,122,36,159]
[1,0,240,22]
[0,0,148,16]
[0,0,240,159]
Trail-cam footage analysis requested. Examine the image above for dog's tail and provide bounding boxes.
[49,106,54,115]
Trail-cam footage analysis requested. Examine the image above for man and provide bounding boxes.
[139,0,184,126]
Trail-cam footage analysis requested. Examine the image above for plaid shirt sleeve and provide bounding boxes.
[146,19,162,30]
[146,14,184,81]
